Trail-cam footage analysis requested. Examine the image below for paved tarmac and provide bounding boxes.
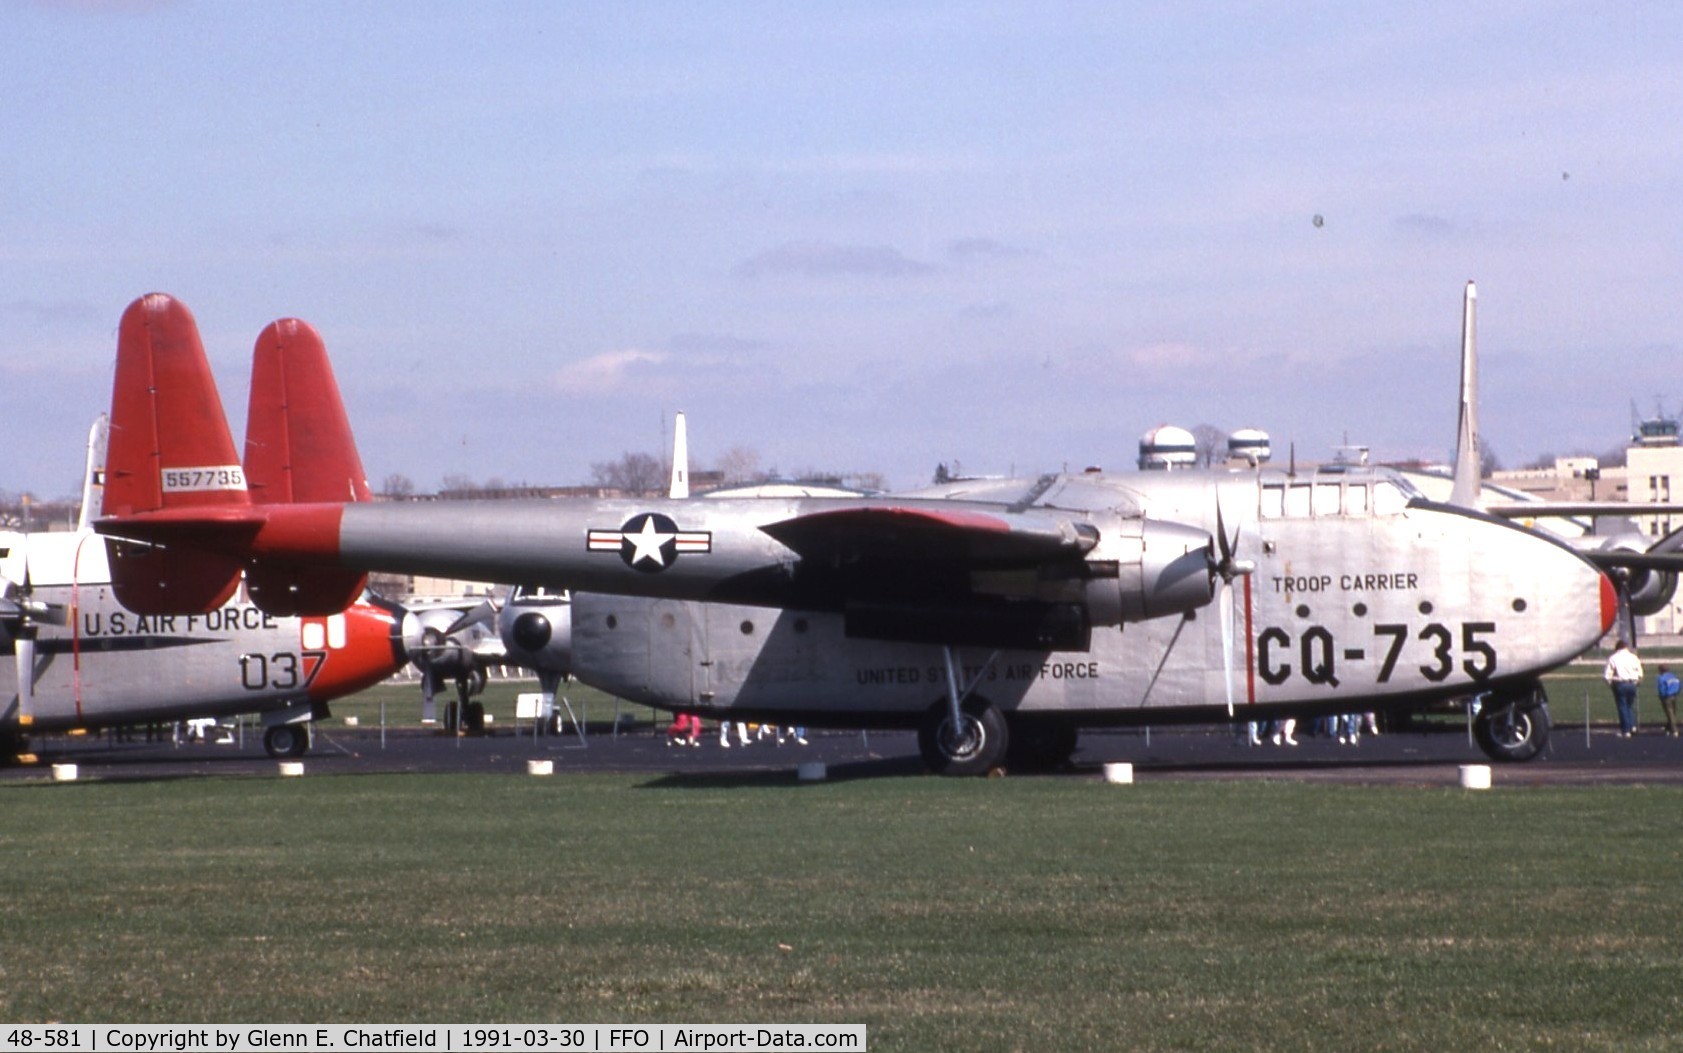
[7,717,1683,786]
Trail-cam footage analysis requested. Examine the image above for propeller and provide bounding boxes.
[1611,568,1639,647]
[442,598,498,638]
[1208,503,1256,717]
[406,599,502,727]
[2,564,68,732]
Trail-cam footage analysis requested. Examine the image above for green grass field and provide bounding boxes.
[4,774,1682,1051]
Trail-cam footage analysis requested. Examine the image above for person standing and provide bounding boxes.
[1656,664,1681,738]
[1603,639,1644,738]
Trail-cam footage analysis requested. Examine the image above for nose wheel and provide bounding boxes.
[1473,684,1551,762]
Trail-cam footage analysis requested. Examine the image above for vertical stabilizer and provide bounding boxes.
[102,294,246,613]
[1449,281,1483,507]
[245,319,371,504]
[669,410,690,499]
[241,318,370,615]
[75,414,109,531]
[104,294,250,517]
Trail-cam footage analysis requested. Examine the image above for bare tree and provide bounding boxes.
[714,445,763,486]
[1479,442,1501,477]
[380,473,416,499]
[591,452,665,496]
[440,473,477,494]
[1191,424,1229,468]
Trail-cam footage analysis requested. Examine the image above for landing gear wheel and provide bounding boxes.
[1005,721,1079,771]
[918,698,1008,776]
[264,723,311,759]
[1473,686,1551,762]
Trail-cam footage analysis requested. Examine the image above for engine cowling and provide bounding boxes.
[497,586,573,678]
[1592,538,1680,618]
[1625,566,1677,618]
[1083,517,1217,626]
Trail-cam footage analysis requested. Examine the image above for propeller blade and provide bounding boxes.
[1219,579,1235,718]
[16,632,35,728]
[442,598,498,638]
[1615,569,1639,647]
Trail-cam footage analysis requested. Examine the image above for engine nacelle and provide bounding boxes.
[1625,567,1678,618]
[497,586,573,678]
[1083,517,1216,626]
[1592,538,1680,618]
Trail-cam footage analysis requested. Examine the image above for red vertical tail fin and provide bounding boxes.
[241,318,370,615]
[102,294,246,613]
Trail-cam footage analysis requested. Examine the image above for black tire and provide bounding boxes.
[918,698,1009,776]
[1473,687,1551,762]
[263,723,310,759]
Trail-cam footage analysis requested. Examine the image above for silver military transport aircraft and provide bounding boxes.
[94,293,1616,774]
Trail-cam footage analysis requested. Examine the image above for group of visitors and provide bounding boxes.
[1603,639,1682,737]
[666,714,808,747]
[1239,713,1378,747]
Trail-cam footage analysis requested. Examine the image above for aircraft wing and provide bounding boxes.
[1484,501,1683,519]
[1579,548,1683,573]
[759,505,1099,567]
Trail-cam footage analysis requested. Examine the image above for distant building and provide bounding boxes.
[1625,413,1682,541]
[1490,456,1623,504]
[1138,425,1197,471]
[1226,428,1271,466]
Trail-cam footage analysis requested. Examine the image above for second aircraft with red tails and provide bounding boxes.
[95,293,1616,773]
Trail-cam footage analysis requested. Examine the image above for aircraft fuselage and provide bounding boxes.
[2,530,408,734]
[561,468,1613,726]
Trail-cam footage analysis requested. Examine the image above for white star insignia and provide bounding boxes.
[625,515,676,567]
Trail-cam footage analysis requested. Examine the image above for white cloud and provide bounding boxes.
[734,242,935,279]
[551,349,671,395]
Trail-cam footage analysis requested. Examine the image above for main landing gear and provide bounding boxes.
[1472,682,1551,763]
[917,647,1010,776]
[263,722,311,759]
[919,697,1008,776]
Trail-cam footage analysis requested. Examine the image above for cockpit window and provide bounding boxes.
[1345,484,1369,515]
[1284,483,1313,517]
[512,584,565,603]
[1372,480,1411,515]
[1259,475,1410,519]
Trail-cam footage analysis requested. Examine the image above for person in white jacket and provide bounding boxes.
[1603,639,1644,737]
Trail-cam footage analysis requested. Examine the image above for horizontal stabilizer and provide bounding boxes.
[243,318,370,614]
[102,294,246,613]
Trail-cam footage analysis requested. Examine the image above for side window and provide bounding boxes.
[1261,483,1284,519]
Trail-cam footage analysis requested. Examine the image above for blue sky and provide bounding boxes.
[4,1,1681,497]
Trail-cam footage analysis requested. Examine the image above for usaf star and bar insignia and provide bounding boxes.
[587,512,713,572]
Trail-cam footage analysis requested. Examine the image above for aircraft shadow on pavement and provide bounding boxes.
[637,753,928,789]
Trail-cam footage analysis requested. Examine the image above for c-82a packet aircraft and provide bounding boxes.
[94,293,1614,774]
